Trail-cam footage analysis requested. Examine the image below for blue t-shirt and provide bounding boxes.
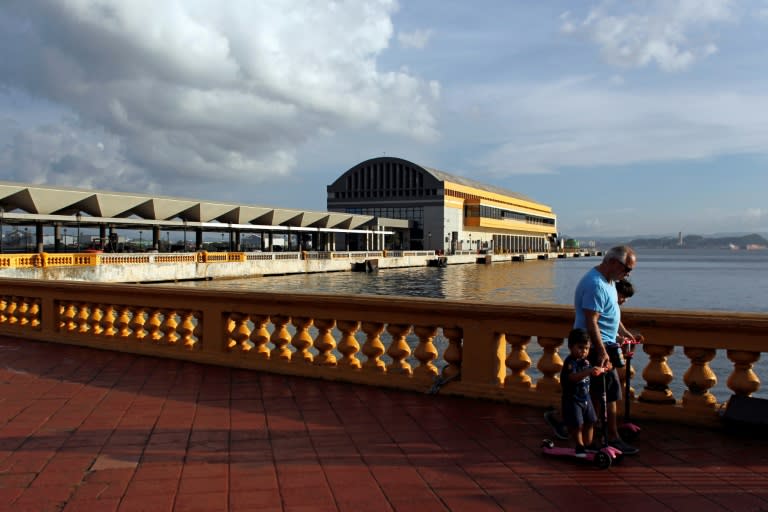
[573,267,620,347]
[560,354,592,402]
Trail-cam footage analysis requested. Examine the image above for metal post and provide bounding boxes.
[76,213,81,252]
[24,227,29,252]
[63,228,68,250]
[139,231,143,251]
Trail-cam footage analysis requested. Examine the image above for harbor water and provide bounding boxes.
[185,248,768,401]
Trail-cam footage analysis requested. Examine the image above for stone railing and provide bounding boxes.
[0,278,765,427]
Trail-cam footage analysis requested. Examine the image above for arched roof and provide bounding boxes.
[332,156,538,203]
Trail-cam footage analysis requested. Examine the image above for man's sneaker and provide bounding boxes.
[609,438,639,455]
[544,409,569,440]
[574,445,587,458]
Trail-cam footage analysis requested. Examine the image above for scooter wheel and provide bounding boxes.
[593,451,612,469]
[541,439,555,449]
[613,453,624,465]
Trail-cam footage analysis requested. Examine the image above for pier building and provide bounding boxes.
[326,156,558,252]
[0,180,395,254]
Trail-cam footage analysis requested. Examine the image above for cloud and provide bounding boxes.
[398,29,434,49]
[561,0,736,72]
[447,75,768,175]
[0,0,439,194]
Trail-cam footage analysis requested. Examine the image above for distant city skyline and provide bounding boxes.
[1,1,766,237]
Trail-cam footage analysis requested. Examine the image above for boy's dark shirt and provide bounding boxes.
[561,354,592,402]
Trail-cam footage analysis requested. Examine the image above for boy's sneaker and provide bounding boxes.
[544,410,569,440]
[574,445,587,458]
[608,438,639,455]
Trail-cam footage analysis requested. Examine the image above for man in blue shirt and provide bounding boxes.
[574,245,639,455]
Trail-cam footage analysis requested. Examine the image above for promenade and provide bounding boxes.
[1,336,767,512]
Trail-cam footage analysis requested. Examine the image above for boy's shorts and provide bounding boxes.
[562,398,597,428]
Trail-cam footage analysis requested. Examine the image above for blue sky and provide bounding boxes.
[1,0,767,238]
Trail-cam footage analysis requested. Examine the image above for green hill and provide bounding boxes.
[627,233,768,249]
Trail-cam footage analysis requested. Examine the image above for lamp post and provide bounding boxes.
[75,213,81,252]
[24,227,29,252]
[139,230,143,251]
[63,228,68,251]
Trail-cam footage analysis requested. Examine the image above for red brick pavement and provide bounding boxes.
[0,336,767,512]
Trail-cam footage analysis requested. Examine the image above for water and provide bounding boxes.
[191,248,768,313]
[183,248,768,401]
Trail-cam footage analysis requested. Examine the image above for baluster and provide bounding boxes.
[639,344,676,404]
[76,303,90,333]
[131,308,148,340]
[0,296,7,324]
[5,297,18,325]
[178,311,197,349]
[250,314,272,359]
[386,324,412,375]
[270,315,292,361]
[147,309,164,342]
[313,318,337,366]
[28,299,40,328]
[726,350,761,396]
[16,298,29,326]
[682,347,717,410]
[291,317,314,363]
[361,321,386,372]
[115,306,131,337]
[441,327,463,380]
[161,309,179,345]
[61,302,77,331]
[102,305,116,337]
[413,325,438,377]
[505,334,532,389]
[536,336,564,395]
[89,304,104,335]
[337,320,361,369]
[229,313,251,351]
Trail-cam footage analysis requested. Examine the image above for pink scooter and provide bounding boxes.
[618,335,644,441]
[541,371,624,469]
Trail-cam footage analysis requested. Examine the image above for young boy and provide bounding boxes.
[545,279,635,441]
[560,328,603,457]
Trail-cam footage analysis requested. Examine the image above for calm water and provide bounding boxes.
[184,248,768,401]
[190,248,768,313]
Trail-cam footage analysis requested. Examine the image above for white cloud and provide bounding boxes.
[450,76,768,175]
[0,0,439,193]
[561,0,735,72]
[398,29,434,49]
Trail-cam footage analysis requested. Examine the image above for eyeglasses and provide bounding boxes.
[619,260,633,274]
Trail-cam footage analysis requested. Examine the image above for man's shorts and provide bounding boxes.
[588,345,623,404]
[590,368,622,403]
[562,398,597,428]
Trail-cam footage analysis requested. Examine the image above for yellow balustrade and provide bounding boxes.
[0,278,766,428]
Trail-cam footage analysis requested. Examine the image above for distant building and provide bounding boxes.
[326,156,557,252]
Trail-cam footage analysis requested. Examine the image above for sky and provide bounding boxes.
[0,0,767,238]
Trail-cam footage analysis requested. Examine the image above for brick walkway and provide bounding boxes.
[1,337,767,512]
